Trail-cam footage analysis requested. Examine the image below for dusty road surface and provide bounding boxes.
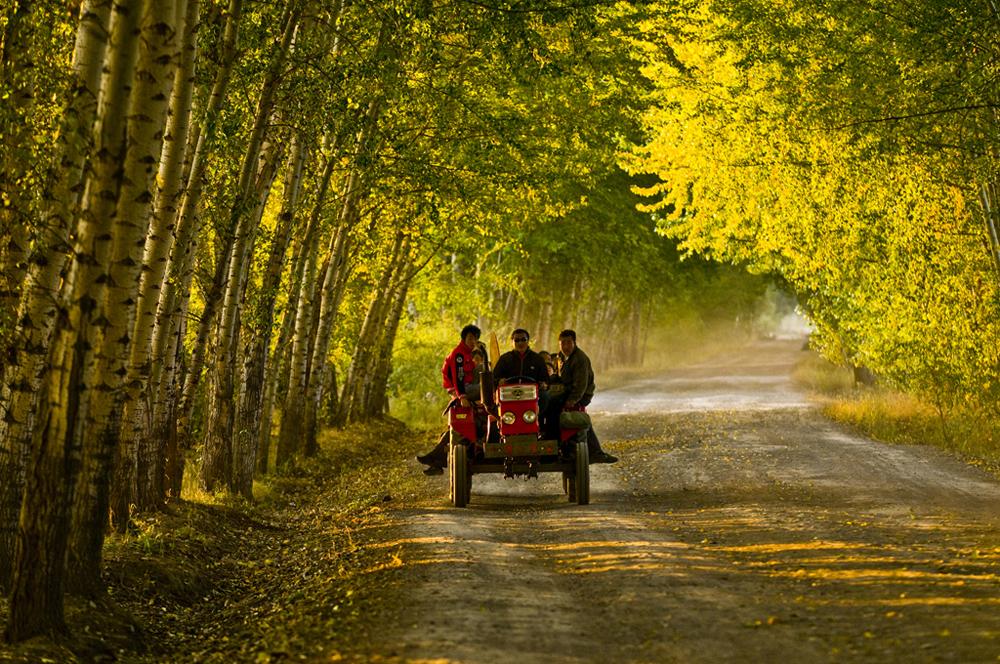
[360,338,1000,663]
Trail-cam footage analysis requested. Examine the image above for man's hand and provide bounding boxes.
[459,396,470,408]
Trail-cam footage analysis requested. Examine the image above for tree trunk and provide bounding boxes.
[233,137,306,496]
[0,0,111,592]
[201,134,284,492]
[201,1,301,493]
[110,0,245,524]
[364,267,413,419]
[275,252,318,467]
[299,100,384,453]
[114,0,200,513]
[338,231,405,425]
[301,199,357,455]
[66,0,180,596]
[6,0,143,639]
[274,145,341,468]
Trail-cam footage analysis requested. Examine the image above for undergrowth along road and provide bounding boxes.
[0,420,436,663]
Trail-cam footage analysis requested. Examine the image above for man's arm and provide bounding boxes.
[442,351,461,398]
[563,354,591,406]
[492,352,512,382]
[530,352,549,385]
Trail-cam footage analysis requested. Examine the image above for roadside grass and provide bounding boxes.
[0,418,440,663]
[790,351,855,395]
[793,352,1000,476]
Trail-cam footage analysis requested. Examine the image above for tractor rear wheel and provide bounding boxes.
[574,438,590,505]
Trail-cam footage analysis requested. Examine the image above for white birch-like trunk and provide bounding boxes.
[67,0,180,594]
[6,0,144,638]
[0,0,111,591]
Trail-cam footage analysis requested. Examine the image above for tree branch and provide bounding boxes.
[829,104,1000,129]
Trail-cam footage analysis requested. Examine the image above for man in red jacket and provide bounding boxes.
[419,324,482,474]
[441,324,482,407]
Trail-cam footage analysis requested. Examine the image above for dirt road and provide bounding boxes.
[361,339,1000,662]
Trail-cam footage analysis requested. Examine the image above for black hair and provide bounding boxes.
[558,329,576,341]
[511,328,529,340]
[460,324,481,340]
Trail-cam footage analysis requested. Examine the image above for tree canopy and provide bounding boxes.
[6,0,995,644]
[628,0,1000,417]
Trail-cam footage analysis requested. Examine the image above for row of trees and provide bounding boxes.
[2,0,718,643]
[629,0,1000,421]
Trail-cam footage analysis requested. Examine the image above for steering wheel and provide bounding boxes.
[497,375,537,386]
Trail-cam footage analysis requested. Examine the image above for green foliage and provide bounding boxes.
[629,0,1000,423]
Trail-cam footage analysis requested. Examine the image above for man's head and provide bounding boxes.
[461,324,481,350]
[558,329,576,356]
[511,328,529,351]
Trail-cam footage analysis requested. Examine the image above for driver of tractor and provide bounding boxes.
[492,328,550,426]
[492,329,549,385]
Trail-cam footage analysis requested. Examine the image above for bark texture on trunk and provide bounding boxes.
[201,135,284,492]
[299,102,383,454]
[234,137,305,494]
[110,0,244,524]
[65,0,180,594]
[0,0,111,591]
[116,0,200,502]
[6,0,143,639]
[201,0,302,493]
[274,146,340,468]
[337,231,405,425]
[363,264,413,419]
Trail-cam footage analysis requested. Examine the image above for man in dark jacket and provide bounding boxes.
[493,328,550,428]
[557,329,594,409]
[550,329,617,464]
[492,328,549,385]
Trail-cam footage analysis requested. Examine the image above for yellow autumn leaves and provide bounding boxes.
[626,0,1000,418]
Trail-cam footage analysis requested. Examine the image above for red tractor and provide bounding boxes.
[447,375,590,507]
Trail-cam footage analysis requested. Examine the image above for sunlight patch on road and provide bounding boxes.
[385,557,473,567]
[521,539,689,551]
[706,541,871,554]
[779,567,1000,583]
[815,597,1000,607]
[367,536,461,548]
[564,562,688,574]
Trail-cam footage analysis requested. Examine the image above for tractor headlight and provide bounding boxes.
[501,411,516,425]
[522,410,537,423]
